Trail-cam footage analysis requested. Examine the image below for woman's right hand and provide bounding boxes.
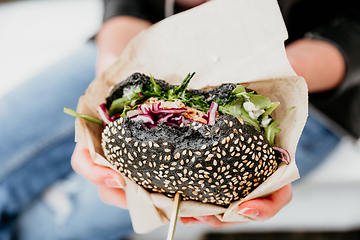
[71,144,128,209]
[71,16,152,209]
[96,16,152,74]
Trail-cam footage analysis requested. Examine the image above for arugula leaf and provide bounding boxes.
[218,97,261,131]
[264,120,282,145]
[108,86,143,116]
[249,95,272,109]
[63,107,103,126]
[263,106,295,145]
[149,74,162,95]
[166,72,210,112]
[172,72,196,97]
[232,84,247,94]
[259,102,280,121]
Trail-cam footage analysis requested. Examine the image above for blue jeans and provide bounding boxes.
[0,41,339,239]
[0,41,133,240]
[295,107,340,178]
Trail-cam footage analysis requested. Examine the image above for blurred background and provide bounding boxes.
[0,0,360,239]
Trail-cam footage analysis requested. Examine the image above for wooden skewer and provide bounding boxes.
[166,192,182,240]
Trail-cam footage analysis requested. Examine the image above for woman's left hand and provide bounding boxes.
[180,183,292,228]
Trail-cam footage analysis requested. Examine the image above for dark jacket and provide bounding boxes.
[103,0,360,138]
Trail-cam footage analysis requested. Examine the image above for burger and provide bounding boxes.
[65,72,291,206]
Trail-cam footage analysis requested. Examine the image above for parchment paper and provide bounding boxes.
[75,0,308,234]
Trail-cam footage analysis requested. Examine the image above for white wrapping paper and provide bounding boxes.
[75,0,308,234]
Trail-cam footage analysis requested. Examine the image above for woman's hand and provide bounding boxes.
[180,183,293,228]
[286,38,345,93]
[71,144,128,208]
[71,17,152,208]
[72,143,293,219]
[96,16,152,74]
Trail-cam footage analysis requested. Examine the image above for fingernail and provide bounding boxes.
[181,217,197,225]
[105,178,124,188]
[238,208,259,218]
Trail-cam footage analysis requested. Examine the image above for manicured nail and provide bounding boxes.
[181,217,197,225]
[105,178,124,188]
[238,208,259,218]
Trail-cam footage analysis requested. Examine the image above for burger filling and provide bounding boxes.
[64,72,293,153]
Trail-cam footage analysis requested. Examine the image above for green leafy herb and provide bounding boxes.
[63,107,103,126]
[71,72,293,146]
[264,120,282,145]
[169,73,210,112]
[259,102,280,121]
[217,84,295,145]
[172,72,195,97]
[263,106,295,145]
[148,74,162,95]
[108,86,143,116]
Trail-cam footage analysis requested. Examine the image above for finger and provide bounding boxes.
[96,52,118,75]
[238,184,293,221]
[180,217,201,225]
[190,215,247,228]
[99,187,128,209]
[71,144,125,188]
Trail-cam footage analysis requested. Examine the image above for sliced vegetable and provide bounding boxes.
[273,146,291,165]
[131,114,154,124]
[97,104,112,125]
[207,102,218,125]
[63,107,103,126]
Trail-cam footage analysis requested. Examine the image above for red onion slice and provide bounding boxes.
[110,113,121,121]
[126,109,143,118]
[152,108,188,114]
[97,104,111,125]
[207,102,218,125]
[131,114,155,124]
[152,102,161,112]
[272,146,291,165]
[140,104,150,114]
[157,114,174,123]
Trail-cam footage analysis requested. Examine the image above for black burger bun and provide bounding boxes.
[101,73,278,206]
